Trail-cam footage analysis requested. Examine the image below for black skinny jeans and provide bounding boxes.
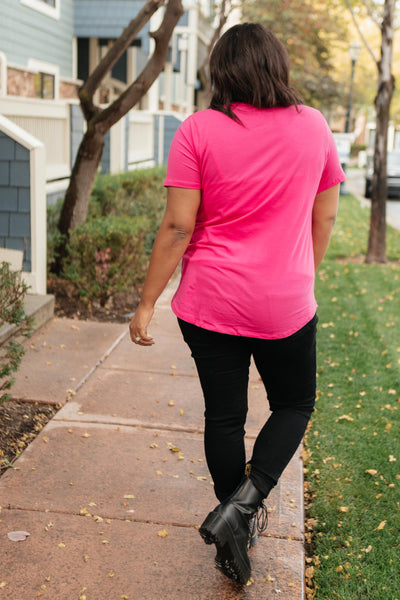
[178,314,318,502]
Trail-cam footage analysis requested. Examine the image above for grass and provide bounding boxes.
[305,194,400,600]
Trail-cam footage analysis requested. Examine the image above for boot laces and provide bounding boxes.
[255,501,268,534]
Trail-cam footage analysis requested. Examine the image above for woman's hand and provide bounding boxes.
[129,304,155,346]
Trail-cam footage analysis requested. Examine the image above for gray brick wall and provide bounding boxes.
[0,131,31,271]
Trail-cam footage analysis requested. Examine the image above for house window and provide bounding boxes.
[28,59,59,99]
[33,72,55,99]
[20,0,60,20]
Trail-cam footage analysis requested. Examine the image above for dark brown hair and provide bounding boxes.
[209,23,302,122]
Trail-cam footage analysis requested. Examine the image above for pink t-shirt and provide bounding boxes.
[164,103,345,339]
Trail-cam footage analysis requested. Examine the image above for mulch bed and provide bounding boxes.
[0,400,60,476]
[1,279,138,478]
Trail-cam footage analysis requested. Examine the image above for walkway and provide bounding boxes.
[0,283,305,599]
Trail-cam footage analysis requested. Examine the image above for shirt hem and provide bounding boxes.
[171,304,318,340]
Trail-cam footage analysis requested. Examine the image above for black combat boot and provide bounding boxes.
[199,477,266,584]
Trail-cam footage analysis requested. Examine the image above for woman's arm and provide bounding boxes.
[312,183,340,272]
[129,186,201,346]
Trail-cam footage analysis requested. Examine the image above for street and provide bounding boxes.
[345,168,400,231]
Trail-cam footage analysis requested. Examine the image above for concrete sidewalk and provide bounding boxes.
[0,285,305,599]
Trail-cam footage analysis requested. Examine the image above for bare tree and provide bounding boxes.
[344,0,396,263]
[198,0,236,103]
[55,0,183,270]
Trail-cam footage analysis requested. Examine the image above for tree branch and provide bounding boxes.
[198,0,231,89]
[79,0,165,120]
[95,0,183,133]
[343,0,379,66]
[359,0,381,27]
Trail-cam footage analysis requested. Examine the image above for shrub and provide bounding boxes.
[88,167,166,252]
[62,215,150,308]
[0,262,33,403]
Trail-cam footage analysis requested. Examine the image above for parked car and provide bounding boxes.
[365,150,400,198]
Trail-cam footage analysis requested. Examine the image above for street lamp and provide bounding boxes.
[345,40,362,133]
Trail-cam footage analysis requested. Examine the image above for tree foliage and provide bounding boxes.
[344,0,396,263]
[240,0,348,108]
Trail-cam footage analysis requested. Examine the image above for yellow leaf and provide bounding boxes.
[0,582,7,589]
[365,469,378,476]
[376,520,386,530]
[123,494,135,499]
[338,506,349,513]
[58,542,66,548]
[337,415,354,422]
[157,529,168,538]
[168,400,175,406]
[82,433,91,438]
[180,409,185,416]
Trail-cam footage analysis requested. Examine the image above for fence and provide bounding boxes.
[0,96,71,182]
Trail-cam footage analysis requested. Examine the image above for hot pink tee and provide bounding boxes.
[164,104,345,339]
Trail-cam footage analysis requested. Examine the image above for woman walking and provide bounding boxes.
[130,23,345,584]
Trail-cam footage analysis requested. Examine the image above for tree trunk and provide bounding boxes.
[58,128,105,236]
[365,0,395,264]
[52,0,184,274]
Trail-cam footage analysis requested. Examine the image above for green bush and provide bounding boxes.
[0,262,33,403]
[62,215,150,308]
[88,167,166,253]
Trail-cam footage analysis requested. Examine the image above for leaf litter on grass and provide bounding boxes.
[305,195,400,599]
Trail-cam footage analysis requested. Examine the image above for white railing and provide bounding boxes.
[0,96,71,181]
[128,110,154,167]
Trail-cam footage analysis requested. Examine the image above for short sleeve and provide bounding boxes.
[317,122,346,194]
[164,118,201,189]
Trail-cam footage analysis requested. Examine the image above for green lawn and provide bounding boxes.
[305,194,400,600]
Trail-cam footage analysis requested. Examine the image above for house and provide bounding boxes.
[0,0,215,297]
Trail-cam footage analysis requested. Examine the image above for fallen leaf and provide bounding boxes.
[365,469,378,476]
[8,531,30,542]
[82,433,91,439]
[376,520,386,530]
[180,409,185,416]
[58,542,66,548]
[0,582,7,588]
[168,400,175,406]
[337,415,354,422]
[157,529,168,538]
[338,506,349,513]
[123,494,135,499]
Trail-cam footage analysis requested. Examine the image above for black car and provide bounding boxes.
[365,150,400,198]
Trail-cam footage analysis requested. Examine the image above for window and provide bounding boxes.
[20,0,60,20]
[33,72,55,99]
[28,59,59,99]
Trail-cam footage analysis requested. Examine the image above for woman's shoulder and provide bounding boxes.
[297,104,326,122]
